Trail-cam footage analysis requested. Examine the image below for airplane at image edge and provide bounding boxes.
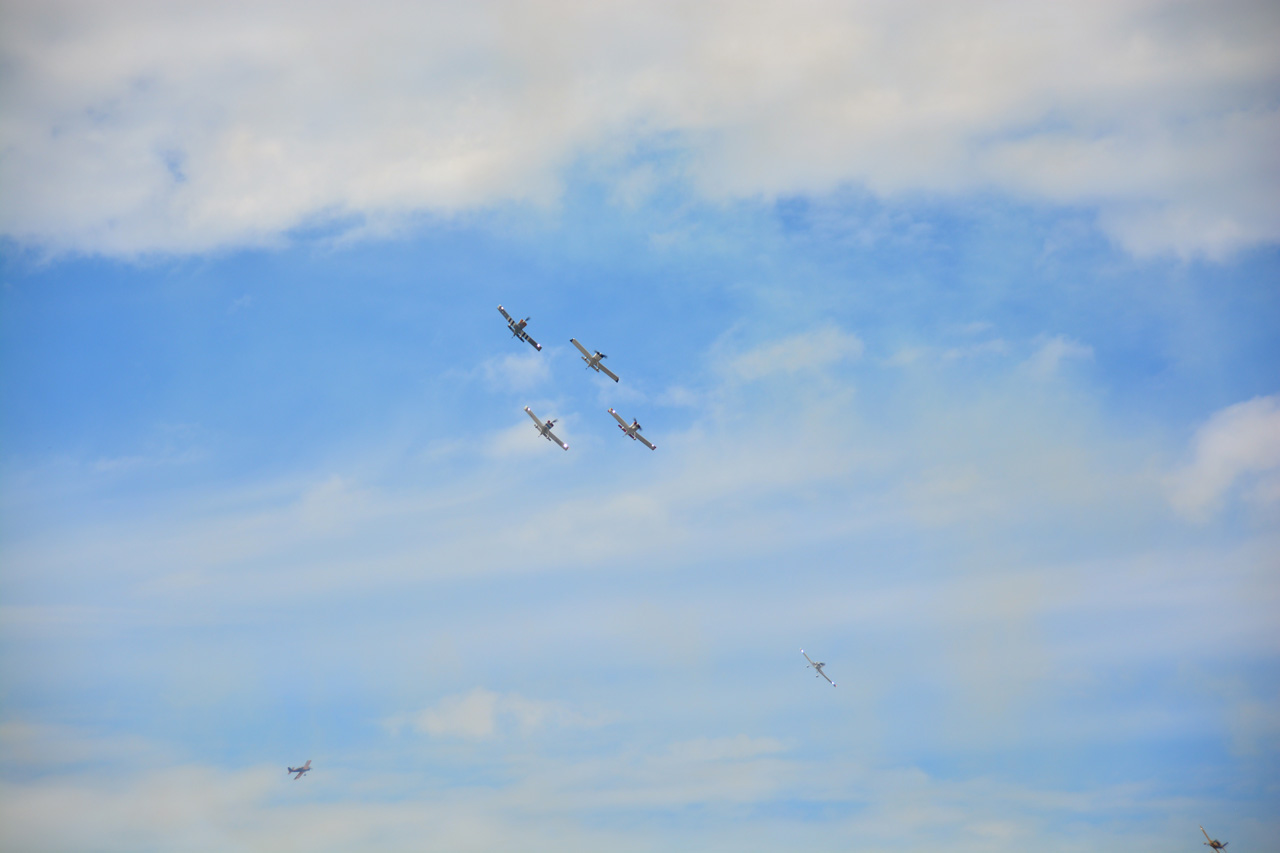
[497,304,541,351]
[288,760,311,780]
[802,649,836,686]
[570,338,620,382]
[608,408,656,450]
[525,406,569,450]
[1201,827,1227,850]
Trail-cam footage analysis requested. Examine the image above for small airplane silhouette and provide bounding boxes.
[801,649,836,686]
[287,760,311,780]
[1201,826,1227,850]
[570,338,619,382]
[608,408,656,450]
[525,406,569,450]
[498,305,542,351]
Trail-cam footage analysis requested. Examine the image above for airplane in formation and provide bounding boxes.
[287,760,311,780]
[570,338,619,382]
[802,649,836,686]
[1201,827,1227,850]
[498,305,542,351]
[525,406,568,450]
[608,408,656,450]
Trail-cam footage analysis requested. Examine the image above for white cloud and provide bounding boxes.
[722,324,863,381]
[0,722,169,771]
[477,351,552,393]
[409,688,501,739]
[3,747,1268,853]
[1169,394,1280,519]
[1023,334,1093,379]
[665,735,785,763]
[942,338,1009,362]
[1,0,1276,257]
[387,688,599,740]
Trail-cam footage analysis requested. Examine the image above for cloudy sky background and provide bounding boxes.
[2,0,1278,850]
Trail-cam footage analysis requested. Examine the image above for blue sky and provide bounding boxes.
[2,1,1279,850]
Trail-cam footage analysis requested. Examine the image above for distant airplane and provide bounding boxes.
[607,408,656,450]
[288,760,311,780]
[498,305,542,351]
[1201,826,1227,850]
[570,338,619,382]
[524,406,569,450]
[801,649,836,686]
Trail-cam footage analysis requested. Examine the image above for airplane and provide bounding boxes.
[524,406,568,450]
[287,760,311,780]
[801,649,836,686]
[497,305,542,351]
[607,408,656,450]
[1201,827,1227,850]
[570,338,619,382]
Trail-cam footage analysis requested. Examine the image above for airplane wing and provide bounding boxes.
[819,669,836,686]
[635,432,656,451]
[801,649,816,666]
[570,338,591,358]
[546,428,569,450]
[524,406,543,426]
[607,408,629,427]
[598,362,620,383]
[498,305,514,323]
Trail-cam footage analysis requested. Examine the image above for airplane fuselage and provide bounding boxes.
[524,406,568,450]
[1201,826,1226,849]
[498,305,542,350]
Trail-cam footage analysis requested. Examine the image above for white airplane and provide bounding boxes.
[498,305,542,351]
[288,760,311,780]
[525,406,568,450]
[570,338,619,382]
[607,408,656,450]
[801,649,836,686]
[1201,826,1227,850]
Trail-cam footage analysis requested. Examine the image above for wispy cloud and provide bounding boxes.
[1168,394,1280,520]
[2,739,1262,852]
[1023,334,1093,379]
[477,351,552,393]
[721,325,863,381]
[0,721,170,771]
[385,688,603,740]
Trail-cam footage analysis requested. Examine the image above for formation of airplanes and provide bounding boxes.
[500,305,658,452]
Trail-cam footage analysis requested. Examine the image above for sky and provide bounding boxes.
[1,1,1278,850]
